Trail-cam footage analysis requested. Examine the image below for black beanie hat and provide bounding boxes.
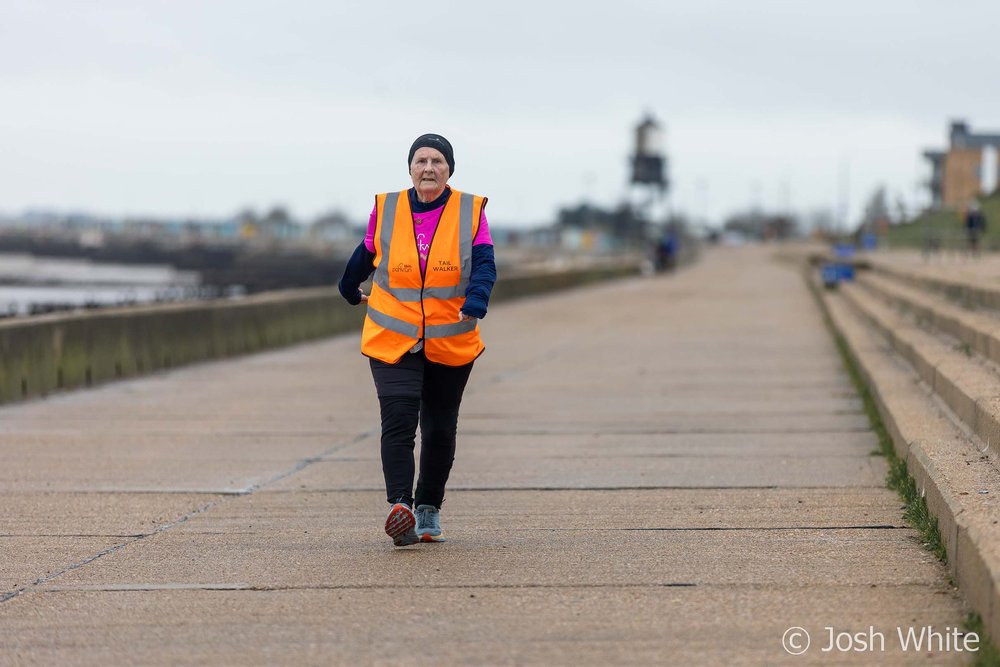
[408,134,455,176]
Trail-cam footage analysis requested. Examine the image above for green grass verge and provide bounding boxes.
[835,329,948,561]
[804,270,1000,662]
[885,192,1000,251]
[805,272,946,560]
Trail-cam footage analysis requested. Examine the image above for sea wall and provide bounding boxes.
[0,264,640,403]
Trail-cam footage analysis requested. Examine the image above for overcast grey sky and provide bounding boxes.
[1,0,998,227]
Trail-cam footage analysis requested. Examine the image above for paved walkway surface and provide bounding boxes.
[0,246,969,665]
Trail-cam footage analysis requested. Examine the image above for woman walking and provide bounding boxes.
[339,133,496,546]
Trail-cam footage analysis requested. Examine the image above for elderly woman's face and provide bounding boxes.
[410,147,450,200]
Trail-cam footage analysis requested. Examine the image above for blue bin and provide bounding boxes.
[821,263,854,288]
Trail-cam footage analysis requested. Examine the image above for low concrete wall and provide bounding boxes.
[0,264,640,404]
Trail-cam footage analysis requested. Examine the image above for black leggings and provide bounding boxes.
[370,353,474,508]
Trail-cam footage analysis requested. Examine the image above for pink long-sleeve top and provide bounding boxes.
[364,194,493,275]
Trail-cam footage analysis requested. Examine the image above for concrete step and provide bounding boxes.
[817,277,1000,642]
[867,255,1000,312]
[838,280,1000,459]
[856,270,1000,366]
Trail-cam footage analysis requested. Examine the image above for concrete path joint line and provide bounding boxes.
[0,430,378,605]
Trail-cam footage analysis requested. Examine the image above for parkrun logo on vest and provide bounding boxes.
[391,262,413,273]
[433,260,458,272]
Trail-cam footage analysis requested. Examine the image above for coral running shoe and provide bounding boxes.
[385,502,418,546]
[415,504,445,543]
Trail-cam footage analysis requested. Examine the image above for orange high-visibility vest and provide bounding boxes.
[361,189,487,366]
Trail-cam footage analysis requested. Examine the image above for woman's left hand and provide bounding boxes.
[459,311,472,321]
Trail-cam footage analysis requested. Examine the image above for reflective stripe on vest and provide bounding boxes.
[371,191,475,302]
[425,318,477,339]
[366,306,420,339]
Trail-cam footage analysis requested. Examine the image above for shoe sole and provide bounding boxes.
[418,532,446,543]
[394,532,419,546]
[385,504,418,546]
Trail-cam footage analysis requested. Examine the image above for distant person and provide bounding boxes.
[656,228,679,272]
[339,134,496,546]
[965,202,987,256]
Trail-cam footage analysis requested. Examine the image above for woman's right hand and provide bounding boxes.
[358,289,369,303]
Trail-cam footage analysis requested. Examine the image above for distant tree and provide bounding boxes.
[235,207,258,226]
[724,210,799,240]
[860,186,890,232]
[556,201,646,241]
[310,209,352,241]
[608,203,646,241]
[806,208,835,234]
[263,206,292,225]
[312,209,349,227]
[893,193,909,225]
[556,203,603,229]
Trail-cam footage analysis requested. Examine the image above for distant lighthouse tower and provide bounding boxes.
[629,114,669,224]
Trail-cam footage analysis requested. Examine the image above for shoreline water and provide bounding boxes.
[0,253,207,316]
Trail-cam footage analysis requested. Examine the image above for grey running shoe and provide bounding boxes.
[415,504,445,543]
[385,502,418,546]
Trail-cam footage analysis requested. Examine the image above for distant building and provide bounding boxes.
[924,120,1000,208]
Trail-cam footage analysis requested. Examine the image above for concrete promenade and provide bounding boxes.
[0,246,970,665]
